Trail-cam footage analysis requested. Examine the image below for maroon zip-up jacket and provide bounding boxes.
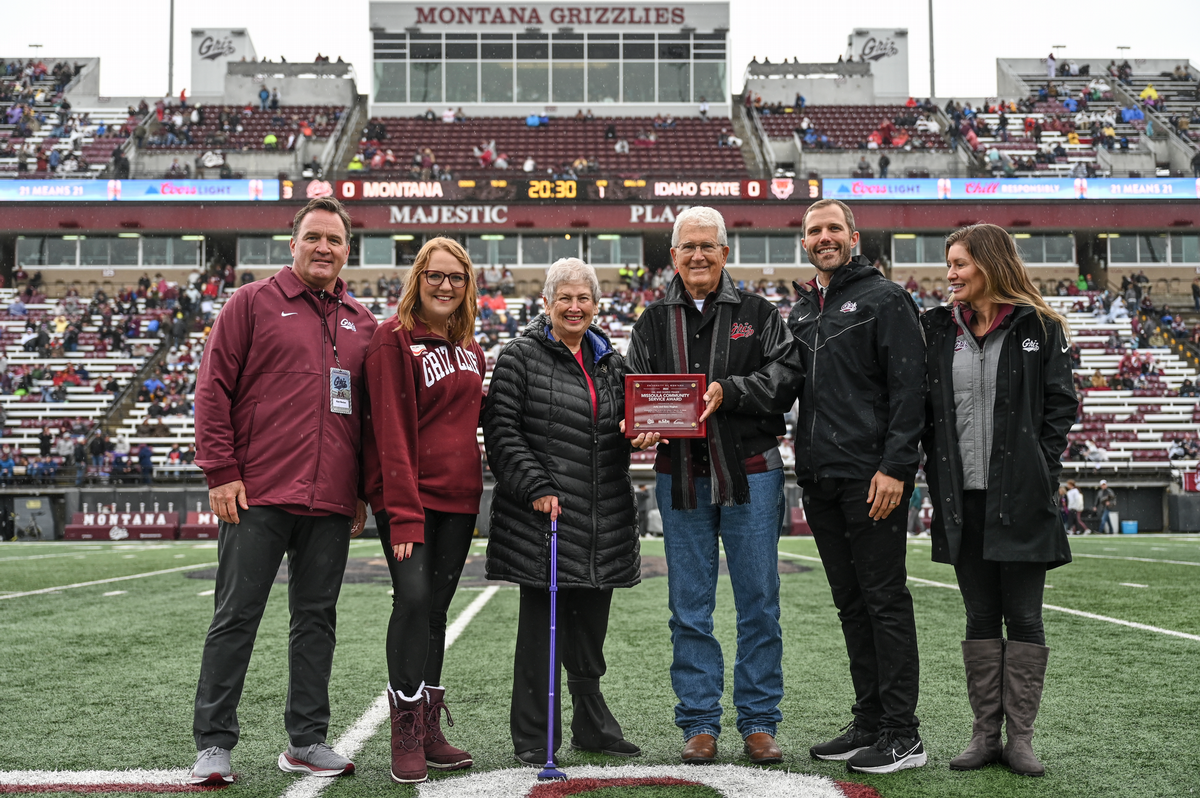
[195,266,377,516]
[362,317,486,544]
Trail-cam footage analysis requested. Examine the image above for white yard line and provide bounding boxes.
[279,585,501,798]
[1072,552,1200,567]
[0,563,216,600]
[778,552,1200,643]
[0,768,197,788]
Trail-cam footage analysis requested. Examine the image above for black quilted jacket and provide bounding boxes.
[483,315,640,590]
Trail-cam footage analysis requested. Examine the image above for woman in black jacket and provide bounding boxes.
[483,257,657,766]
[921,224,1076,778]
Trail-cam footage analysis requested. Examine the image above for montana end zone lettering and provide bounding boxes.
[388,205,508,224]
[413,6,686,25]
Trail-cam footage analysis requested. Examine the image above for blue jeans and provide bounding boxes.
[656,470,784,741]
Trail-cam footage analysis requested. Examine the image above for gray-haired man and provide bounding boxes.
[627,206,803,765]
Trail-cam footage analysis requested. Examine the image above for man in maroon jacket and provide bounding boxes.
[189,197,377,785]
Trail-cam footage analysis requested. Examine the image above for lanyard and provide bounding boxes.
[318,290,342,368]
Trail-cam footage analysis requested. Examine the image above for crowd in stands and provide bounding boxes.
[0,60,78,106]
[351,103,741,181]
[135,90,339,161]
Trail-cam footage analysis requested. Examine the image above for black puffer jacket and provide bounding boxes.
[483,316,640,590]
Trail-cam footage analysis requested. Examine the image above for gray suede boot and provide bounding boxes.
[1000,640,1050,777]
[949,639,1005,771]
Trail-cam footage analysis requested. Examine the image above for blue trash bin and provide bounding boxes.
[1121,520,1138,535]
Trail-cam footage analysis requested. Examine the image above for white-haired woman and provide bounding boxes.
[483,258,658,765]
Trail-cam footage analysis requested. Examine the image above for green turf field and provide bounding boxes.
[1,532,1198,798]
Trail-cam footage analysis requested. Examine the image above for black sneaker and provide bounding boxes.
[846,730,927,774]
[809,719,880,761]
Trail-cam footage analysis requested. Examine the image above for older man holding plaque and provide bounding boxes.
[626,206,803,765]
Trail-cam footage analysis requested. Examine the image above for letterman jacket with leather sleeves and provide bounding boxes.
[626,270,802,468]
[195,266,377,516]
[921,304,1075,567]
[788,256,927,485]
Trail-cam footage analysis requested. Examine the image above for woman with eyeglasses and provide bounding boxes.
[363,237,486,784]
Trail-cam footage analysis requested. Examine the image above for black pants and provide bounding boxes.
[802,478,920,735]
[376,509,476,696]
[193,506,351,750]
[954,491,1047,645]
[511,585,623,755]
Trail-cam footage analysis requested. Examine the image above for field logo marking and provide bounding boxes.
[415,764,879,798]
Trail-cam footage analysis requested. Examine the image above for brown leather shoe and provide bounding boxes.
[681,734,717,765]
[743,732,783,764]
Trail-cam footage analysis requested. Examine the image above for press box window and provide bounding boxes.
[588,235,642,265]
[892,234,948,264]
[467,235,518,266]
[239,236,294,266]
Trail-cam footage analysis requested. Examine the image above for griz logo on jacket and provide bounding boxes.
[730,322,755,340]
[421,345,481,387]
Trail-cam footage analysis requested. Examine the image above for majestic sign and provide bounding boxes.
[387,204,508,224]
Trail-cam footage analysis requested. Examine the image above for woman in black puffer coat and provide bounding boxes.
[484,257,655,765]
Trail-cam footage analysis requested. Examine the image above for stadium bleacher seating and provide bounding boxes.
[138,105,343,152]
[358,116,748,180]
[983,71,1150,176]
[1050,295,1200,471]
[0,286,168,478]
[757,105,949,151]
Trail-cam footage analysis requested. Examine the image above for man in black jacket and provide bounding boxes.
[627,206,802,767]
[788,198,928,774]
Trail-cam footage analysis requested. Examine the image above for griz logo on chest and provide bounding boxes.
[421,345,480,387]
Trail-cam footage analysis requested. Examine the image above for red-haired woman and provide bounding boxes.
[364,237,486,784]
[922,224,1076,777]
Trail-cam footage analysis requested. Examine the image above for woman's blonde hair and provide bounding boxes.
[945,224,1069,339]
[395,237,478,345]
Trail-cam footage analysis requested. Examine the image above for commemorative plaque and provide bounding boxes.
[625,375,707,438]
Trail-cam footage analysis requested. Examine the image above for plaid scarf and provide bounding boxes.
[667,298,750,510]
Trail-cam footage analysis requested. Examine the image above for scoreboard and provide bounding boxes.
[326,177,820,203]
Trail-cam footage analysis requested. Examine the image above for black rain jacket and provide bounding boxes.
[789,257,927,485]
[921,304,1076,567]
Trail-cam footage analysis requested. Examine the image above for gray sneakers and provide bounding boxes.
[277,742,356,777]
[190,746,233,785]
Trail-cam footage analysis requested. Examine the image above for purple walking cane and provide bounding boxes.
[537,518,568,781]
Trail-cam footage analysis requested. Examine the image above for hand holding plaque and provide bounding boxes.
[624,375,707,438]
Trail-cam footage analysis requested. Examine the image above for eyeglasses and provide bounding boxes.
[424,271,467,288]
[677,242,722,255]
